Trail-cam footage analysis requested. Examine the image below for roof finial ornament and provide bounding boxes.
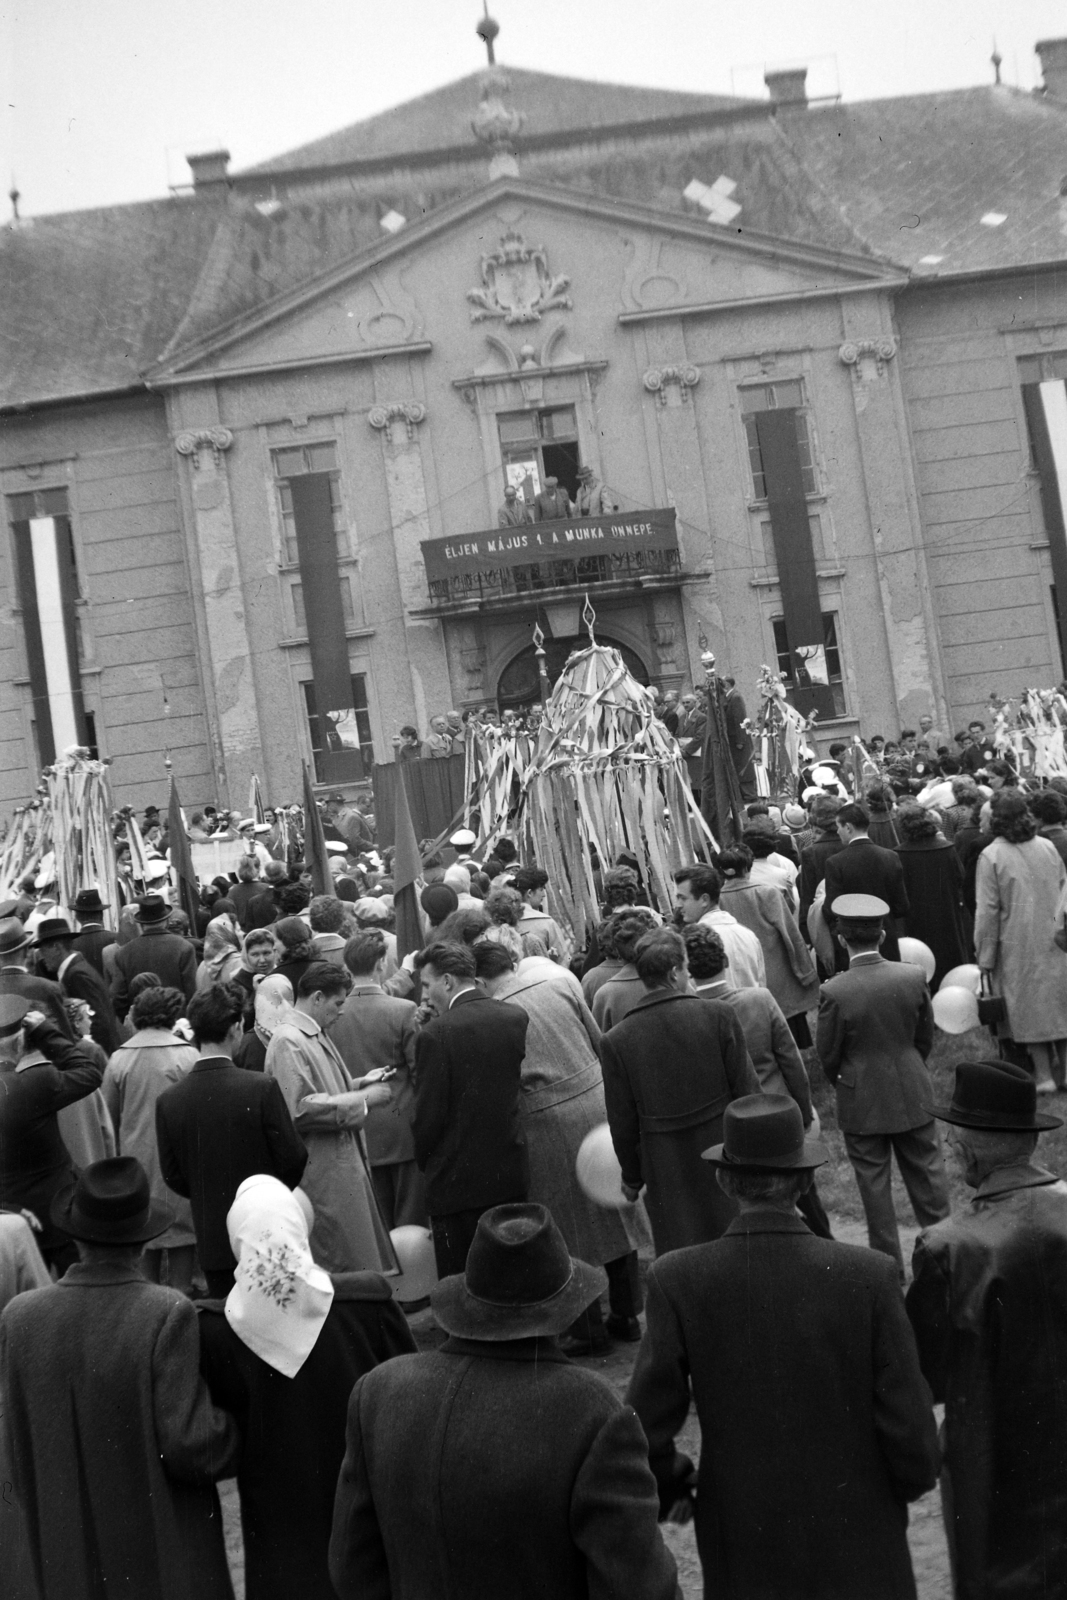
[476,3,500,67]
[472,8,523,181]
[991,40,1002,85]
[8,178,19,224]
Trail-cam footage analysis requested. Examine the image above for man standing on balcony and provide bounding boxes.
[533,476,572,521]
[497,484,532,528]
[574,466,616,517]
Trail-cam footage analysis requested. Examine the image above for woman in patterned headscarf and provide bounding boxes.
[197,1175,415,1600]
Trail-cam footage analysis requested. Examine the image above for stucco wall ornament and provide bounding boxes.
[368,402,426,439]
[642,365,701,405]
[839,337,897,376]
[467,229,572,325]
[174,427,234,468]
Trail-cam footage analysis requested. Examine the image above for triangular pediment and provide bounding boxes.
[150,181,900,383]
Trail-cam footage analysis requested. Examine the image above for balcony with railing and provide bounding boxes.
[415,508,685,614]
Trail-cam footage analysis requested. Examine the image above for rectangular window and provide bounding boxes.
[740,381,817,500]
[7,487,80,595]
[291,577,355,635]
[273,442,348,565]
[772,612,846,717]
[303,675,374,783]
[496,406,581,504]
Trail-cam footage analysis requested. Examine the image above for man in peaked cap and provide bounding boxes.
[627,1095,937,1600]
[329,1203,679,1600]
[0,993,104,1273]
[907,1061,1067,1599]
[816,893,950,1276]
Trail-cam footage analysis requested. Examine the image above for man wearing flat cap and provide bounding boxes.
[817,893,950,1274]
[329,1202,680,1600]
[907,1061,1067,1599]
[0,994,105,1274]
[628,1095,938,1599]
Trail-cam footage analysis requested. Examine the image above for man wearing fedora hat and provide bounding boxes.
[0,994,105,1274]
[110,894,197,1020]
[628,1095,938,1600]
[329,1202,679,1600]
[34,917,122,1057]
[817,893,950,1275]
[69,887,115,977]
[0,915,74,1036]
[0,1156,238,1599]
[907,1060,1067,1598]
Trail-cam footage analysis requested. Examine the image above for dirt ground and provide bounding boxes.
[220,1016,1018,1598]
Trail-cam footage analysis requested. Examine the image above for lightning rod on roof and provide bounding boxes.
[8,179,19,224]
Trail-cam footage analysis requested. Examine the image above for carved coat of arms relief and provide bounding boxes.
[467,229,572,325]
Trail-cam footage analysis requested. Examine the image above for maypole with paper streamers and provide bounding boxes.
[43,749,120,918]
[478,599,715,944]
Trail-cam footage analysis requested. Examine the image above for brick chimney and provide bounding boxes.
[764,67,808,109]
[1036,39,1067,100]
[186,149,231,191]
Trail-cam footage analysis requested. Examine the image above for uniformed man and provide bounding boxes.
[816,893,950,1275]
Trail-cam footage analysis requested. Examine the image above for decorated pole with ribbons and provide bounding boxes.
[470,597,715,943]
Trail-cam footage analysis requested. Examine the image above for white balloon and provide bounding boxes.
[940,963,981,995]
[898,936,936,982]
[932,985,980,1035]
[576,1123,628,1209]
[389,1225,438,1301]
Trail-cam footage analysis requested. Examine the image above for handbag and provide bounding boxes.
[977,971,1008,1029]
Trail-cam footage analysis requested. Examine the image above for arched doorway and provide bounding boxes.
[496,633,650,713]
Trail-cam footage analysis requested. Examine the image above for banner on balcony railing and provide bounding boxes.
[421,508,678,582]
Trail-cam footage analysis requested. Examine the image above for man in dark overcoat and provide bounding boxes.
[823,801,909,964]
[155,984,308,1295]
[0,995,103,1273]
[329,1203,680,1600]
[628,1094,939,1600]
[412,940,529,1278]
[111,895,197,1019]
[600,928,758,1254]
[34,917,123,1056]
[0,1157,238,1600]
[816,894,950,1274]
[0,916,74,1034]
[797,794,845,929]
[907,1060,1067,1599]
[69,888,115,976]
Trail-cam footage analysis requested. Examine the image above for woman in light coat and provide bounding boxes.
[475,942,642,1353]
[717,845,819,1045]
[101,986,198,1291]
[975,792,1067,1088]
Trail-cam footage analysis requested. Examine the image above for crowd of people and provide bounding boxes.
[2,725,1067,1600]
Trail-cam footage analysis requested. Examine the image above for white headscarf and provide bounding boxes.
[253,974,293,1042]
[224,1175,334,1378]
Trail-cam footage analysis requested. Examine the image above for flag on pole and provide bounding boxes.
[168,778,200,929]
[302,761,334,897]
[393,763,424,961]
[249,774,266,825]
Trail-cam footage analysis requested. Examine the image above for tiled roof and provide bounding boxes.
[782,85,1067,274]
[0,196,225,410]
[242,67,757,175]
[5,73,1066,411]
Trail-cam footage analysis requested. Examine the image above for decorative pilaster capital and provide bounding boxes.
[368,402,427,440]
[174,427,233,468]
[643,364,701,405]
[839,337,896,375]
